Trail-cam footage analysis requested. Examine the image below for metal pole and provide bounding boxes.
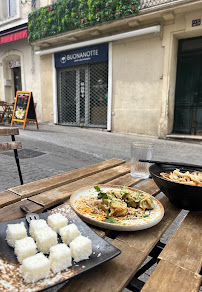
[11,135,23,185]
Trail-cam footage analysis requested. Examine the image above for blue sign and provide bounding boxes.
[55,43,108,68]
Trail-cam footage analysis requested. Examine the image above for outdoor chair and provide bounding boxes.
[0,101,8,124]
[0,127,23,185]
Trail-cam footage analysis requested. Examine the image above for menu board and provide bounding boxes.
[11,91,39,130]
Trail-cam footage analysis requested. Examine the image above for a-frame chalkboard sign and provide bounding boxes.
[11,91,39,130]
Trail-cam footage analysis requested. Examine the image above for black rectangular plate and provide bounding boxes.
[0,205,121,292]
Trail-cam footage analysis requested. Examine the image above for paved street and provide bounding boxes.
[0,122,202,291]
[0,122,201,191]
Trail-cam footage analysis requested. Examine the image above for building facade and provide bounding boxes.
[1,0,202,137]
[0,0,53,121]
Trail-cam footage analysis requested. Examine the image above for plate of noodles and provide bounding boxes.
[70,185,164,231]
[149,164,202,211]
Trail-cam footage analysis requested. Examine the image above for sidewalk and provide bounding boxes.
[0,122,201,191]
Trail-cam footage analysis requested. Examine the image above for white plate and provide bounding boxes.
[70,185,164,231]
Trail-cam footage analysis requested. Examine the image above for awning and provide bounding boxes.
[0,25,28,45]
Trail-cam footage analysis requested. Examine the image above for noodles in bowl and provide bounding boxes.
[149,164,202,211]
[160,169,202,186]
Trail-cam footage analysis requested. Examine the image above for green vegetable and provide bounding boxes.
[143,214,149,218]
[92,211,98,214]
[104,217,121,224]
[106,210,109,219]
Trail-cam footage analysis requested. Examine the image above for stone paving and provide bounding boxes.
[1,122,201,190]
[0,122,201,291]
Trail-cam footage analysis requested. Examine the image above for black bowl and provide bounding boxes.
[149,163,202,211]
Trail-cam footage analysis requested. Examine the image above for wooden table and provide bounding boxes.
[0,159,201,292]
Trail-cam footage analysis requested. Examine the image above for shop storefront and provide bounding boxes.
[54,43,108,128]
[35,0,202,138]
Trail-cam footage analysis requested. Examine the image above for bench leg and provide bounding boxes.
[11,135,23,185]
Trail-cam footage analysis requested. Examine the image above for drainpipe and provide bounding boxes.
[107,42,112,132]
[52,54,58,124]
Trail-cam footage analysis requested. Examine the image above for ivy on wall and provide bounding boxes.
[28,0,140,42]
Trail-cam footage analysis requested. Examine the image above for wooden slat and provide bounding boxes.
[0,141,22,151]
[59,239,146,292]
[0,127,19,136]
[0,191,21,208]
[116,196,181,254]
[135,179,160,196]
[9,158,125,198]
[0,199,44,222]
[141,260,202,292]
[28,162,130,208]
[158,211,202,273]
[106,173,142,186]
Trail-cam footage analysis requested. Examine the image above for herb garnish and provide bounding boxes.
[94,186,108,199]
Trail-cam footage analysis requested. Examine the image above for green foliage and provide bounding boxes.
[28,0,139,42]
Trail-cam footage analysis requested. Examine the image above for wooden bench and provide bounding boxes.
[0,127,23,185]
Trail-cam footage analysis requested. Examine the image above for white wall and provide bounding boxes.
[112,35,164,136]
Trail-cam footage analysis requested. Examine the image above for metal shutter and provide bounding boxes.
[57,61,108,128]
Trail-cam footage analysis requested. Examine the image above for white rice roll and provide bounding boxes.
[14,237,37,263]
[49,243,72,273]
[6,222,27,247]
[70,235,92,263]
[59,223,80,245]
[48,213,68,233]
[20,253,50,283]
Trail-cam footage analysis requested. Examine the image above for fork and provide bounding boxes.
[20,205,39,223]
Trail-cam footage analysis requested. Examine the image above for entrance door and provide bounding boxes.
[173,39,202,135]
[13,67,22,96]
[57,62,108,128]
